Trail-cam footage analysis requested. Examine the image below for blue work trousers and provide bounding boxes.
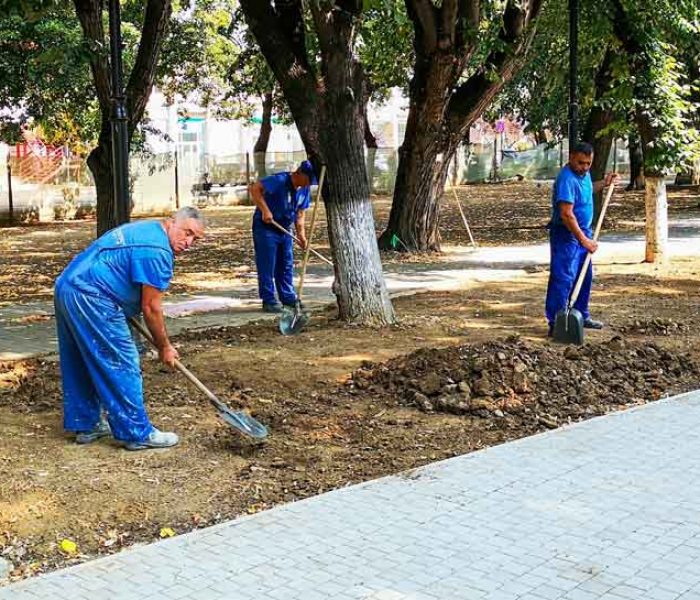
[252,222,297,306]
[54,280,154,443]
[545,226,593,325]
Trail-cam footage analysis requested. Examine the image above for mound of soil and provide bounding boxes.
[348,336,700,429]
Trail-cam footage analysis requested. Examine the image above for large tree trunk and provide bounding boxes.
[379,0,543,252]
[253,91,273,178]
[582,47,616,219]
[87,126,117,235]
[626,133,645,190]
[644,177,668,263]
[239,0,395,326]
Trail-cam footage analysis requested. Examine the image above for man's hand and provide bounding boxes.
[297,233,308,249]
[159,343,179,367]
[604,172,620,187]
[582,238,599,254]
[262,209,274,224]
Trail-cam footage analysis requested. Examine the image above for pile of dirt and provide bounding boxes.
[615,318,692,336]
[348,336,700,429]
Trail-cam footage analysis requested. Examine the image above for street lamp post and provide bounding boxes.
[568,0,579,146]
[108,0,130,226]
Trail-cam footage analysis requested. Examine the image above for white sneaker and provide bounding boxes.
[124,429,179,451]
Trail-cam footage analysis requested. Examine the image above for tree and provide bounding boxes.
[378,0,544,252]
[610,0,700,262]
[238,0,394,326]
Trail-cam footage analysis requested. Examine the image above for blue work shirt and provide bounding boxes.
[253,172,311,229]
[549,164,593,232]
[57,221,174,317]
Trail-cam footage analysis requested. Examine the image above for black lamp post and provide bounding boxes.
[108,0,130,226]
[568,0,579,146]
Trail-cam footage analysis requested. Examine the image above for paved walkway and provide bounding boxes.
[2,390,700,599]
[2,215,700,360]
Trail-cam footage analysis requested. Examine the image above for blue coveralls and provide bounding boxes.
[252,173,311,306]
[54,221,174,443]
[545,165,594,326]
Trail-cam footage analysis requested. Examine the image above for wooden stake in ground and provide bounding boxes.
[451,187,476,247]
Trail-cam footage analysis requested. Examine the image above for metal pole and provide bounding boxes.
[568,0,579,146]
[6,152,13,224]
[109,0,130,226]
[613,138,618,172]
[245,151,251,203]
[174,146,180,209]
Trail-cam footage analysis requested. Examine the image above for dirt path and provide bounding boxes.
[2,251,700,581]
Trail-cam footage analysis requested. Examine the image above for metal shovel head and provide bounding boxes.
[278,304,310,336]
[552,307,585,345]
[218,407,268,439]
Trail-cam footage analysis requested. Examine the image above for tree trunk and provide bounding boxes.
[363,110,378,149]
[626,133,645,191]
[644,176,668,263]
[582,47,616,219]
[253,91,273,178]
[87,124,117,236]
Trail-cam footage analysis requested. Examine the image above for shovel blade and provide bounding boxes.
[552,307,585,345]
[219,408,268,439]
[279,304,310,336]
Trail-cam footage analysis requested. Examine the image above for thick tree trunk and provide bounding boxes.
[87,125,117,236]
[253,91,273,178]
[582,47,616,219]
[626,133,645,191]
[644,176,668,263]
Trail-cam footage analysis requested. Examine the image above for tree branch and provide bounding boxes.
[126,0,172,131]
[72,0,111,114]
[405,0,438,53]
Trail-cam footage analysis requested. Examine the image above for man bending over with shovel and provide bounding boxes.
[54,207,205,450]
[249,160,316,313]
[545,142,618,337]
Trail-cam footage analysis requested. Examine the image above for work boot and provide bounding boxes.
[282,300,303,310]
[75,419,111,444]
[583,318,604,330]
[262,302,283,314]
[124,429,179,451]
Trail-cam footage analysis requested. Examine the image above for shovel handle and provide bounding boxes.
[568,183,615,308]
[298,165,326,299]
[268,219,333,266]
[452,187,476,247]
[128,317,227,411]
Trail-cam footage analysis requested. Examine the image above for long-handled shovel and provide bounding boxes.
[278,165,327,336]
[268,221,333,266]
[552,183,615,345]
[452,187,477,248]
[128,317,268,439]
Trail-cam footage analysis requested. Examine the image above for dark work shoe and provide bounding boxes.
[547,323,554,338]
[76,419,111,444]
[262,302,283,314]
[583,318,604,330]
[282,301,302,310]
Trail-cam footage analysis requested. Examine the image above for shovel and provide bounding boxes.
[128,317,268,439]
[552,183,615,345]
[279,165,327,336]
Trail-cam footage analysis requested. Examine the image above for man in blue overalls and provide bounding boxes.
[545,142,618,336]
[54,207,205,450]
[249,160,316,312]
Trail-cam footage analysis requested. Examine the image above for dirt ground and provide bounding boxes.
[1,183,700,582]
[2,182,699,306]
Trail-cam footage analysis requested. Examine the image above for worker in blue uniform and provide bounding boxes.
[54,207,205,450]
[545,142,618,336]
[249,160,316,313]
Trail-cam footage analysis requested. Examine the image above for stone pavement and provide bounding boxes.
[3,390,700,599]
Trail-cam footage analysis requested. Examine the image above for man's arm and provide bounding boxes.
[141,284,178,367]
[559,203,598,253]
[295,209,307,249]
[249,181,273,223]
[592,172,620,193]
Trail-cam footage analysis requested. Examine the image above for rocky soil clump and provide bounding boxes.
[348,336,700,428]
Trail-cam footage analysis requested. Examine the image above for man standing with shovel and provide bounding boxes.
[249,160,316,313]
[545,142,619,337]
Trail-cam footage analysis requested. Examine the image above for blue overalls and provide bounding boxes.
[545,165,594,325]
[54,221,174,443]
[252,173,311,306]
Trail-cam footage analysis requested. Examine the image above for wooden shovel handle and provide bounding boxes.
[297,165,326,299]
